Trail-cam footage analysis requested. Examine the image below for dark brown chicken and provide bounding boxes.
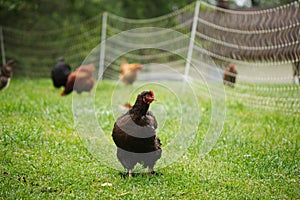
[61,63,95,96]
[0,60,15,90]
[112,90,161,177]
[51,57,71,88]
[223,63,237,87]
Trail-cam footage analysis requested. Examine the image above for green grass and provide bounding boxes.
[0,79,299,199]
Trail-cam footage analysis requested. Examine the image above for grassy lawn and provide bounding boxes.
[0,79,299,199]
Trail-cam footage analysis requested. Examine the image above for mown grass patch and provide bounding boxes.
[0,79,299,199]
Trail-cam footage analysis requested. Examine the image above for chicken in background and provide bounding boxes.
[51,57,71,88]
[293,62,300,84]
[0,60,15,90]
[119,59,142,85]
[61,63,95,96]
[223,63,238,87]
[112,90,161,177]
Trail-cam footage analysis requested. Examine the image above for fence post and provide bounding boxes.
[0,26,6,66]
[99,12,107,80]
[183,0,200,82]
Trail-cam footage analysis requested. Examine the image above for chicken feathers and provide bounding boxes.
[61,63,95,96]
[223,63,237,87]
[119,59,142,85]
[0,60,15,90]
[112,90,161,176]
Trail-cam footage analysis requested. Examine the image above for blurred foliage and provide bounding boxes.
[0,0,105,30]
[0,0,196,31]
[0,0,295,31]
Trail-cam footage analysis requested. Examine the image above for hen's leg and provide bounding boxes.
[117,148,136,177]
[127,169,133,177]
[148,167,154,176]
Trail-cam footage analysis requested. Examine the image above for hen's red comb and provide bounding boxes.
[149,89,154,97]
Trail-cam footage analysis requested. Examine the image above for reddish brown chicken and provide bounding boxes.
[112,90,161,177]
[61,63,95,96]
[119,59,142,85]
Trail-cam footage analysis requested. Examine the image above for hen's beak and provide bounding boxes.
[150,96,156,100]
[146,96,156,104]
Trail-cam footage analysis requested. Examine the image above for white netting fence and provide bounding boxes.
[0,0,299,115]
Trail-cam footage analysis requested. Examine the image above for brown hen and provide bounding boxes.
[119,59,142,85]
[112,90,161,177]
[61,63,95,96]
[0,60,15,90]
[223,63,237,87]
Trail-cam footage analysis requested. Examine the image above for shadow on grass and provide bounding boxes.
[118,171,163,178]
